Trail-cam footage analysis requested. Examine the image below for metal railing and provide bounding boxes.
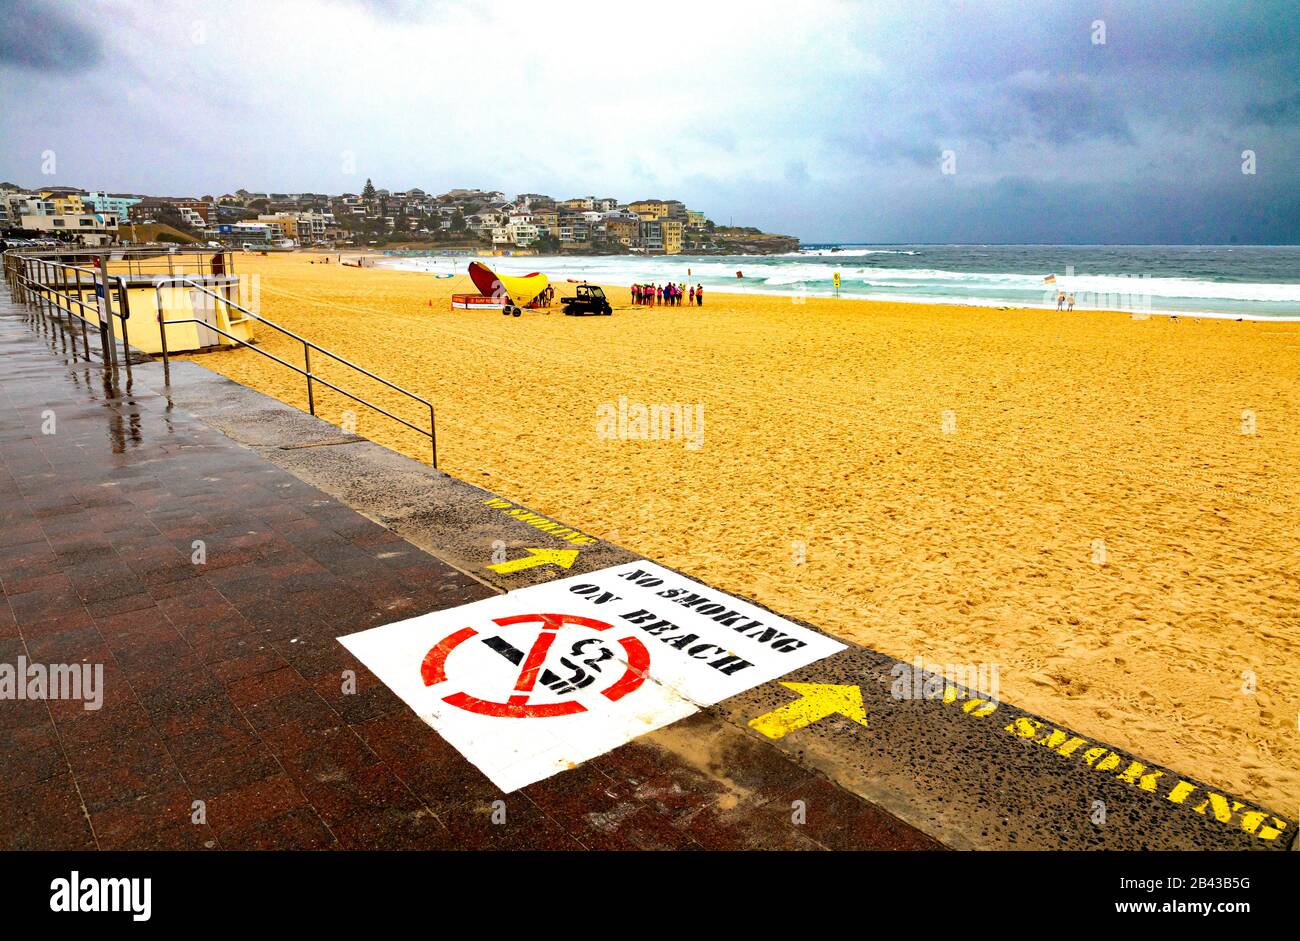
[3,251,135,371]
[2,251,438,467]
[8,245,234,279]
[152,277,437,466]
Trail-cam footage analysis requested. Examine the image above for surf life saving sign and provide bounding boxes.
[339,561,844,792]
[450,293,504,310]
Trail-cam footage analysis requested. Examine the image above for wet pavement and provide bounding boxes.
[143,347,1295,851]
[0,288,940,850]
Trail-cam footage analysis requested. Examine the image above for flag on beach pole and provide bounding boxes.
[833,271,841,298]
[1043,274,1057,284]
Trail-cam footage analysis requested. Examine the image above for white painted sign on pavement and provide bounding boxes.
[338,560,845,792]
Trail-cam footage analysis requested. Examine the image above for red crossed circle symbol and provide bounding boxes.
[420,613,649,718]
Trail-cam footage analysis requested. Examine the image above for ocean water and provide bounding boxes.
[383,244,1300,320]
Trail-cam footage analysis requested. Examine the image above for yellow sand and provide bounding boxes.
[194,252,1300,812]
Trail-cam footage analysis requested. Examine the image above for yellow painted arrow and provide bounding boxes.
[485,547,580,575]
[748,682,868,739]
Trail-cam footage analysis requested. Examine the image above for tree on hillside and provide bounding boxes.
[450,209,466,232]
[361,178,377,200]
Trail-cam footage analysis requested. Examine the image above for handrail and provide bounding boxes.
[157,318,435,441]
[155,277,430,405]
[7,257,132,365]
[152,276,437,466]
[3,252,434,466]
[8,247,235,279]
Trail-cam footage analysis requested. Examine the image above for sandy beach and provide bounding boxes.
[190,251,1300,813]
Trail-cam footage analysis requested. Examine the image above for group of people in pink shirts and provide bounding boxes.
[632,282,704,306]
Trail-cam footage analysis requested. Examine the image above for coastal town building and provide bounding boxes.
[466,210,505,238]
[605,218,638,246]
[295,210,339,243]
[257,213,299,240]
[531,210,559,234]
[1,177,722,252]
[638,219,664,252]
[635,218,683,254]
[493,221,540,247]
[84,192,142,221]
[127,198,175,223]
[559,221,590,243]
[43,191,87,214]
[629,199,669,220]
[229,220,281,244]
[518,193,556,211]
[661,218,684,254]
[2,192,55,220]
[20,212,118,246]
[174,199,214,225]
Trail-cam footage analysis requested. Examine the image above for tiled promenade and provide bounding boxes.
[0,291,939,851]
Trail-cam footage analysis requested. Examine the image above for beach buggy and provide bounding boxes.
[561,283,612,316]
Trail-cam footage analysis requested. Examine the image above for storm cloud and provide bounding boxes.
[0,0,104,72]
[0,0,1295,243]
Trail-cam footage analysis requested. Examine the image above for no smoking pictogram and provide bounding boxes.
[340,561,846,792]
[420,613,650,718]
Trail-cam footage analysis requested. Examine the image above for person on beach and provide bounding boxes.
[689,286,696,305]
[656,284,663,305]
[696,283,704,306]
[1056,291,1065,311]
[1067,293,1075,311]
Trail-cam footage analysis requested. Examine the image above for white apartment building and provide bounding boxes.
[491,222,540,247]
[5,193,55,218]
[20,212,118,246]
[231,220,282,242]
[469,210,505,236]
[295,210,336,243]
[558,222,589,243]
[508,221,539,246]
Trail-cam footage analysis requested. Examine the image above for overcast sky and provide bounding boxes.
[2,0,1296,243]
